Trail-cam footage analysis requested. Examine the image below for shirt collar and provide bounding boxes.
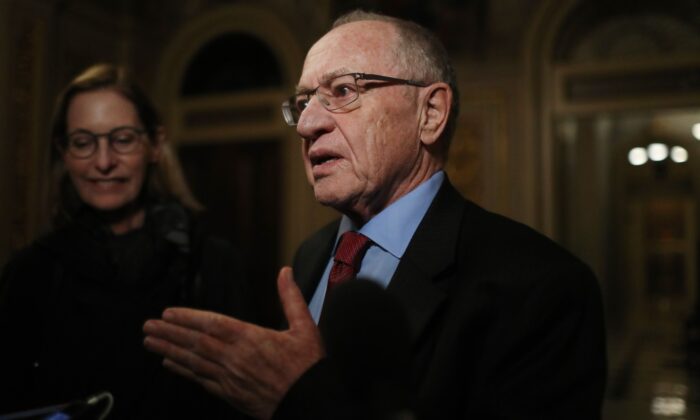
[336,171,445,258]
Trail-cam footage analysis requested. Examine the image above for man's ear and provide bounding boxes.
[418,82,452,146]
[150,126,166,163]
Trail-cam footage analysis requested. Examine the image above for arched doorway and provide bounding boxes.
[177,32,284,325]
[543,0,700,330]
[529,0,700,417]
[155,5,329,325]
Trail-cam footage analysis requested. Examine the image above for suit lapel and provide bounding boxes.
[294,220,340,302]
[294,180,466,345]
[387,180,465,346]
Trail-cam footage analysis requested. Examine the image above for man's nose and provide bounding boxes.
[296,96,334,140]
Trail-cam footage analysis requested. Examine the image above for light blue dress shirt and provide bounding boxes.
[308,171,445,324]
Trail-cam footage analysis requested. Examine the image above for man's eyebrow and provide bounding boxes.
[295,68,352,94]
[295,86,315,95]
[320,68,351,83]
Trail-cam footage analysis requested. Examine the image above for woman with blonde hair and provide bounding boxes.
[0,63,250,419]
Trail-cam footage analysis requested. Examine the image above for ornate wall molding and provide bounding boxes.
[0,0,10,265]
[6,2,49,253]
[156,4,333,264]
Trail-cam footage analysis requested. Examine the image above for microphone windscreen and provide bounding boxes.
[320,278,412,417]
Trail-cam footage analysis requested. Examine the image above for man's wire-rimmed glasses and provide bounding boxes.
[281,72,429,126]
[61,126,146,159]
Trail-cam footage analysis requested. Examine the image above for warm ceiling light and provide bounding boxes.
[693,123,700,141]
[647,143,669,162]
[628,147,648,166]
[671,146,688,163]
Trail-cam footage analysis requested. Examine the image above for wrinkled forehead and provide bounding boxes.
[299,21,400,88]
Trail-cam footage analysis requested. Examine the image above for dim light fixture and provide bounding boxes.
[647,143,669,162]
[628,147,648,166]
[628,143,689,166]
[670,146,688,163]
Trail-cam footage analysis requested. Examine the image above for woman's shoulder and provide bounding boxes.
[2,231,64,274]
[0,222,92,282]
[0,231,66,306]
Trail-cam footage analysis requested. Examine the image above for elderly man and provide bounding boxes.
[143,10,606,420]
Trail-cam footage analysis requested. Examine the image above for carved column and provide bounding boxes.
[3,0,50,262]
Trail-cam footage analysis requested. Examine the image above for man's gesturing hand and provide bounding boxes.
[143,267,324,419]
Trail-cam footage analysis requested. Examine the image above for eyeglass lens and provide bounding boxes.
[284,74,361,126]
[66,127,143,158]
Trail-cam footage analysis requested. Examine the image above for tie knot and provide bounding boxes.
[334,231,371,270]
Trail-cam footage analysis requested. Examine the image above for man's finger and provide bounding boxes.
[277,266,316,332]
[145,335,223,380]
[143,319,201,349]
[144,320,230,365]
[160,307,246,340]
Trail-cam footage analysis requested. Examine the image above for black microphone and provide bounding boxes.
[320,278,415,420]
[0,392,113,420]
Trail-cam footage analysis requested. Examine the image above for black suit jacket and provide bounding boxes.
[276,180,606,420]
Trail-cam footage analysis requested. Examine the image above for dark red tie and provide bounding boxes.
[327,231,371,291]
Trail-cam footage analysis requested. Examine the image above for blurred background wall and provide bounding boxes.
[2,0,700,417]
